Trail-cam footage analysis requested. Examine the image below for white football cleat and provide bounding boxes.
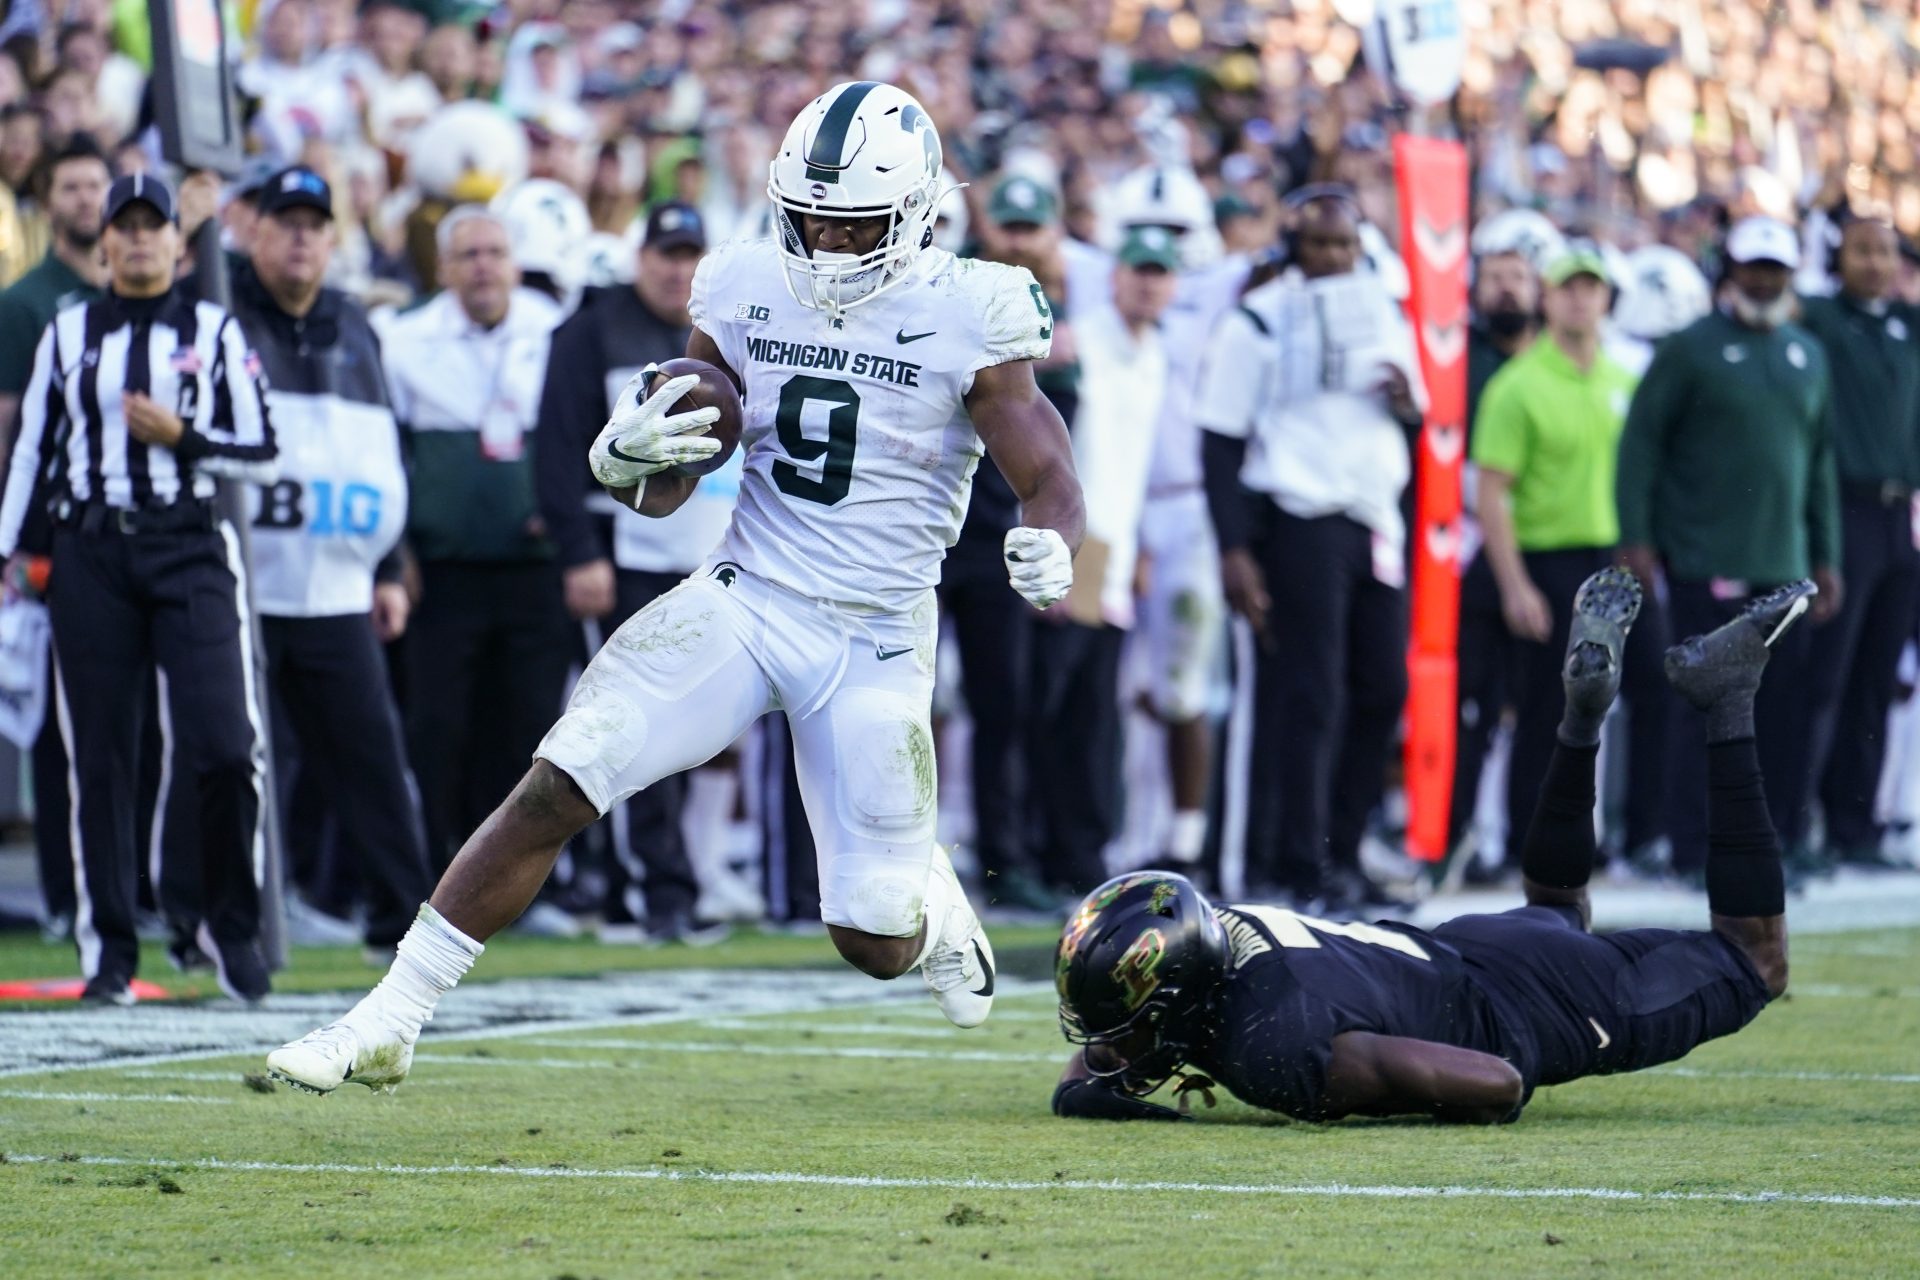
[921,847,996,1028]
[267,1016,415,1096]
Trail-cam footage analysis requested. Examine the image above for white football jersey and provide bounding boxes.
[690,239,1051,613]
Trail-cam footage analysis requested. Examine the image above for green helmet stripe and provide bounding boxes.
[804,81,883,184]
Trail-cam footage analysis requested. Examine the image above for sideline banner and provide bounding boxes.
[1393,135,1468,861]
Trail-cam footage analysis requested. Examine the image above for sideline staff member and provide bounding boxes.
[0,175,278,1005]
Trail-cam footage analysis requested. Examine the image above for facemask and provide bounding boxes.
[1728,287,1794,331]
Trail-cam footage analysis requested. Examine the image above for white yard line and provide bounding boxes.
[1786,984,1920,999]
[0,1088,233,1106]
[1,1152,1913,1210]
[1652,1067,1920,1085]
[422,1042,1064,1066]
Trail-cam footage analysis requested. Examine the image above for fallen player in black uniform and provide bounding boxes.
[1052,568,1809,1124]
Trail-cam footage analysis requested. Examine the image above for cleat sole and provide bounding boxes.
[268,1069,334,1096]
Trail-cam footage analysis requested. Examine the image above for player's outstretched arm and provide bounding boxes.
[967,359,1086,608]
[1321,1032,1524,1125]
[1050,1050,1187,1122]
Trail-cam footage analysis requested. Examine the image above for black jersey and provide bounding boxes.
[1185,903,1770,1122]
[1186,904,1512,1120]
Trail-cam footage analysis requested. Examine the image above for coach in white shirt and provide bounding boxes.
[381,207,574,893]
[1029,227,1177,894]
[1197,185,1425,912]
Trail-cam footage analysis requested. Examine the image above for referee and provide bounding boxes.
[0,175,278,1005]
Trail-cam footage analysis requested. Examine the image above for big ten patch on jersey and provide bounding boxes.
[604,365,746,574]
[246,393,408,615]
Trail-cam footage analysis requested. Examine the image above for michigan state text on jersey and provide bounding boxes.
[268,80,1086,1098]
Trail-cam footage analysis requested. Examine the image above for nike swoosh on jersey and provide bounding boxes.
[875,647,915,661]
[1588,1017,1611,1050]
[970,940,994,997]
[896,328,936,344]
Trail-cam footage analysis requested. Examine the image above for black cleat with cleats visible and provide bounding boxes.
[1664,580,1816,741]
[1560,567,1643,746]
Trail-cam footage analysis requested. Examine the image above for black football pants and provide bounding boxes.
[264,613,432,947]
[1802,493,1920,850]
[406,560,573,871]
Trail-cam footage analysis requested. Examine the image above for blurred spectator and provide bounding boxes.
[1029,226,1177,896]
[229,166,430,957]
[381,206,574,938]
[1200,189,1423,911]
[1472,247,1667,873]
[533,199,735,943]
[1797,216,1920,868]
[0,134,107,934]
[949,174,1067,908]
[1617,216,1843,879]
[1450,218,1550,867]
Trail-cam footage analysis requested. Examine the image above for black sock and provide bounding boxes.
[1519,742,1599,891]
[1705,738,1785,918]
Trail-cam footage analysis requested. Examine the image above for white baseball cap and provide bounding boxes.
[1725,216,1800,268]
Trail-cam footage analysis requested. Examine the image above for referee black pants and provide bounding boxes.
[1245,509,1407,898]
[50,523,262,984]
[265,614,432,947]
[406,560,573,870]
[590,567,698,926]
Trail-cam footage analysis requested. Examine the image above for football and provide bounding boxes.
[650,357,743,478]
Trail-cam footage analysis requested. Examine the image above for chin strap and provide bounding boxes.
[1171,1071,1219,1115]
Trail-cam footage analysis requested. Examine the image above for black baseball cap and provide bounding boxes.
[258,166,334,219]
[642,200,706,252]
[103,173,176,224]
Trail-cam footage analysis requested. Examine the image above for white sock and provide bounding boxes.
[353,905,483,1038]
[1168,810,1207,863]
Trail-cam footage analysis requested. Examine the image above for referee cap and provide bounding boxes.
[104,173,177,224]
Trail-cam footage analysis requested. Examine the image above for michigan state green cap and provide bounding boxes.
[988,175,1059,227]
[1118,225,1181,271]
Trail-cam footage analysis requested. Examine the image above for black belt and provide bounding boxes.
[1841,479,1915,508]
[58,499,217,536]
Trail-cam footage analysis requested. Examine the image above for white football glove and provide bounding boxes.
[1004,526,1074,609]
[588,368,722,489]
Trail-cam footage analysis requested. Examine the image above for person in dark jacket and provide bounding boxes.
[533,201,739,941]
[225,166,431,956]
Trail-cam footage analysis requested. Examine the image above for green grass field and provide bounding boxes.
[4,924,1919,1279]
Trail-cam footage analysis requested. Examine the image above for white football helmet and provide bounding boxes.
[1104,164,1220,268]
[489,179,591,289]
[1614,244,1712,340]
[767,80,947,320]
[1471,208,1566,278]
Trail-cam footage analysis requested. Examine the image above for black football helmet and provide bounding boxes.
[1055,871,1229,1091]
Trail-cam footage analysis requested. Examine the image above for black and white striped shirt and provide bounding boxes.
[0,287,277,556]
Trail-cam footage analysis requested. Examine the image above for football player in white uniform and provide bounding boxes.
[268,81,1085,1096]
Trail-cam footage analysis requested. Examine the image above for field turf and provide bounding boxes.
[3,924,1918,1278]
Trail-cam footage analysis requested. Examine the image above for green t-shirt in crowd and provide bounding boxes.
[1797,292,1920,489]
[1616,310,1841,585]
[1472,333,1638,551]
[0,252,101,395]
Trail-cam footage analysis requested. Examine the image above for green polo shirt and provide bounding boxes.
[0,252,101,395]
[1472,334,1638,551]
[1797,292,1920,488]
[1616,311,1841,584]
